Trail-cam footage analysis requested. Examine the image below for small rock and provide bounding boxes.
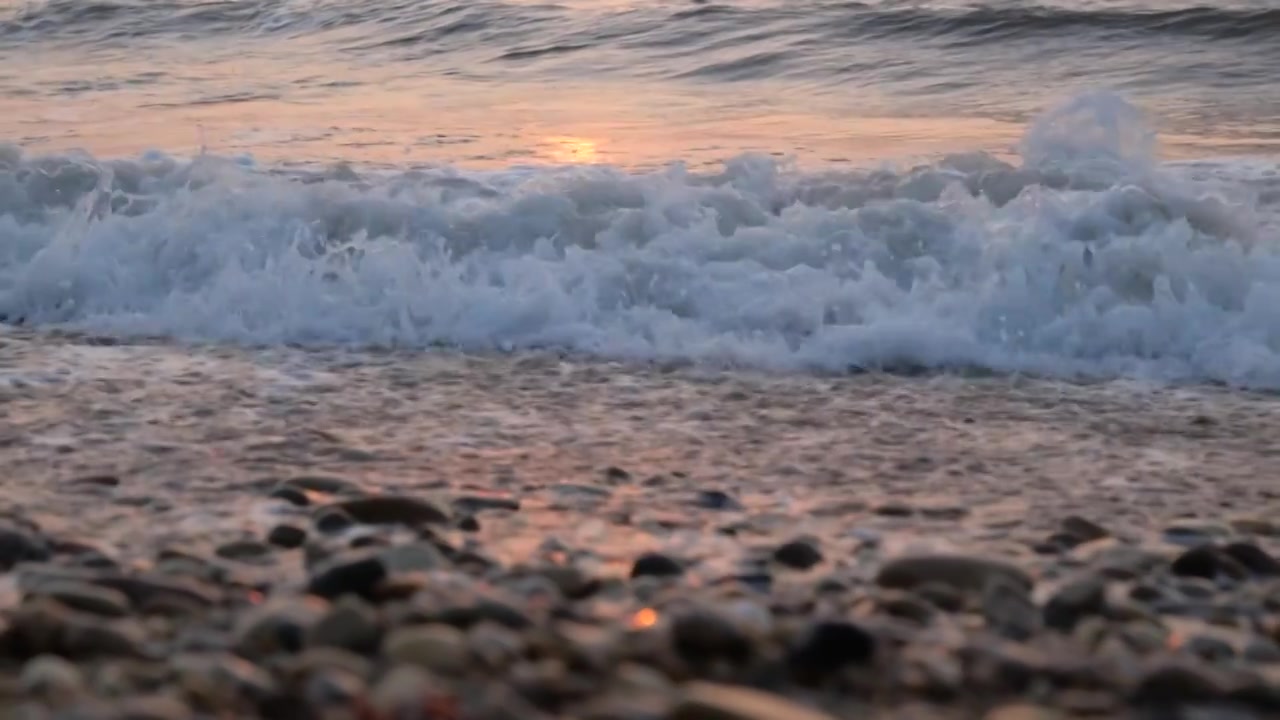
[268,486,310,507]
[314,508,355,534]
[379,542,448,573]
[68,474,121,488]
[452,495,520,513]
[234,598,327,657]
[630,553,683,579]
[1171,545,1247,580]
[0,523,51,570]
[877,554,1031,593]
[1061,516,1109,543]
[323,496,449,527]
[604,466,631,483]
[982,581,1038,641]
[694,490,740,511]
[383,624,470,676]
[1043,577,1107,632]
[1231,517,1280,537]
[174,653,277,709]
[773,539,823,571]
[307,553,387,601]
[671,681,836,720]
[1163,523,1229,548]
[368,665,443,716]
[214,540,272,563]
[672,610,753,666]
[788,620,875,675]
[1245,638,1280,664]
[28,580,131,618]
[457,516,480,533]
[20,654,84,698]
[266,524,307,549]
[1182,634,1235,663]
[307,596,382,654]
[1130,660,1230,705]
[1223,542,1280,576]
[874,501,914,517]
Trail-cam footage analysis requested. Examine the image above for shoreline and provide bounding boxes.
[2,332,1280,717]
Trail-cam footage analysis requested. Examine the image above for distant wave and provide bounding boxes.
[5,0,1278,48]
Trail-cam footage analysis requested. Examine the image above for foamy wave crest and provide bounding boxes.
[2,93,1280,385]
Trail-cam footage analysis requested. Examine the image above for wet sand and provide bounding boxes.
[2,329,1280,718]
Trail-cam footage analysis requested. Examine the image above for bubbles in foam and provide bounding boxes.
[1,94,1279,387]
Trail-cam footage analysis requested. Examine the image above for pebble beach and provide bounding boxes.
[3,330,1280,719]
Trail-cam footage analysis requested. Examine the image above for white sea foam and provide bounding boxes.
[2,93,1279,386]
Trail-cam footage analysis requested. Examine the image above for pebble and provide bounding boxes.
[313,508,355,534]
[1223,542,1280,576]
[214,540,272,563]
[1043,576,1107,632]
[266,524,307,549]
[307,553,388,600]
[874,501,914,517]
[452,494,520,513]
[877,554,1032,593]
[20,654,85,699]
[268,485,310,507]
[772,539,823,570]
[383,624,470,675]
[672,610,753,666]
[1061,515,1110,543]
[982,580,1038,640]
[630,552,683,579]
[307,597,382,654]
[694,490,741,511]
[787,620,875,674]
[0,523,51,570]
[323,496,450,526]
[670,681,837,720]
[234,598,327,657]
[28,580,131,618]
[1171,545,1247,580]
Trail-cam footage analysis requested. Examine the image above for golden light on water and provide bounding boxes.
[546,136,600,164]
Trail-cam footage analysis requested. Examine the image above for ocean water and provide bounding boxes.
[2,0,1280,387]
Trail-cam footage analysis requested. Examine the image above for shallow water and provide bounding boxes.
[2,1,1280,387]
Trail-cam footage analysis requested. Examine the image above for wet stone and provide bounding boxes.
[266,524,307,549]
[1182,634,1235,663]
[306,553,387,601]
[874,501,915,517]
[1061,515,1110,543]
[457,515,480,533]
[268,486,310,507]
[324,496,450,527]
[772,538,823,571]
[452,495,520,514]
[788,620,875,675]
[314,508,355,535]
[214,540,272,563]
[672,610,753,666]
[29,580,130,619]
[1172,545,1248,580]
[983,581,1038,641]
[1043,577,1107,632]
[630,552,683,579]
[877,554,1031,593]
[694,490,741,511]
[307,597,382,655]
[20,654,85,699]
[1223,542,1280,576]
[0,522,51,570]
[383,624,470,676]
[234,598,327,657]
